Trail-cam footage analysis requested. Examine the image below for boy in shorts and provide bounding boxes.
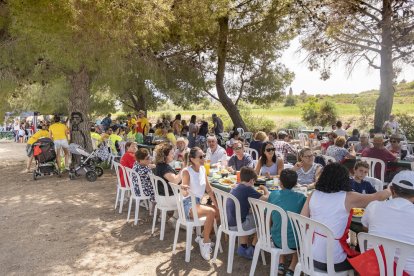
[226,166,269,259]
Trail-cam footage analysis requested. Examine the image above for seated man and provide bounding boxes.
[354,133,373,153]
[269,169,306,276]
[206,135,227,165]
[274,131,297,163]
[227,140,254,172]
[226,167,269,259]
[351,161,377,194]
[173,137,189,162]
[362,171,414,275]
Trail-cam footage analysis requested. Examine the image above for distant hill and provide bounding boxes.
[358,80,414,96]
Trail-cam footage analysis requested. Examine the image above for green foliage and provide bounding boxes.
[356,97,375,130]
[301,97,319,126]
[318,101,338,127]
[396,113,414,141]
[282,121,303,130]
[160,112,173,122]
[239,106,276,133]
[284,96,297,107]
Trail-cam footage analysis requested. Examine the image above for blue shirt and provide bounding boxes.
[226,184,261,227]
[228,153,254,171]
[268,189,306,249]
[350,179,377,194]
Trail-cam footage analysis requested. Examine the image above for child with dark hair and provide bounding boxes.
[351,161,377,194]
[268,169,306,276]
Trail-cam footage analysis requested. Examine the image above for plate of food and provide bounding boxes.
[352,208,365,217]
[219,178,235,185]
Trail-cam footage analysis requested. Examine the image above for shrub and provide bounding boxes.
[282,121,303,130]
[317,101,338,127]
[396,113,414,141]
[284,96,296,107]
[301,97,319,126]
[356,97,375,129]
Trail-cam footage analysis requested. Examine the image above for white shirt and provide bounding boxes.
[384,120,399,134]
[206,145,226,165]
[362,198,414,275]
[185,166,207,198]
[334,128,347,138]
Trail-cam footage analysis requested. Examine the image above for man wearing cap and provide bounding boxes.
[206,135,227,165]
[135,110,149,136]
[174,137,190,162]
[274,131,297,163]
[354,133,373,153]
[361,134,397,180]
[362,170,414,275]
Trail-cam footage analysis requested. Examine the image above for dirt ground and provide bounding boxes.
[0,141,272,276]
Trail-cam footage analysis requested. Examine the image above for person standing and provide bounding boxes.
[13,119,20,142]
[101,114,112,131]
[188,115,198,148]
[382,114,399,136]
[49,115,70,170]
[136,110,149,136]
[172,114,182,136]
[212,114,223,135]
[126,114,136,130]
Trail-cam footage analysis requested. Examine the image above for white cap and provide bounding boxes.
[391,171,414,190]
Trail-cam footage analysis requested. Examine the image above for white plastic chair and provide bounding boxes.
[124,167,150,225]
[284,163,294,169]
[358,232,414,276]
[361,157,386,182]
[108,140,121,169]
[119,141,127,156]
[212,188,261,274]
[245,147,259,161]
[149,174,178,240]
[287,212,354,276]
[321,154,336,164]
[236,127,245,136]
[113,161,130,214]
[248,198,296,276]
[364,176,384,191]
[243,132,253,142]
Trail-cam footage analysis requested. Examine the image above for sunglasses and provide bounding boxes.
[302,155,314,158]
[391,140,398,143]
[197,154,206,159]
[233,146,242,150]
[265,148,275,152]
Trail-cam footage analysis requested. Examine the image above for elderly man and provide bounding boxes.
[362,170,414,275]
[206,135,227,165]
[274,131,297,163]
[354,133,373,153]
[174,137,190,162]
[361,134,397,180]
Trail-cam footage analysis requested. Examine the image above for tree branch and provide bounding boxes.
[362,54,381,69]
[333,36,381,53]
[392,49,414,62]
[353,0,382,14]
[235,63,246,106]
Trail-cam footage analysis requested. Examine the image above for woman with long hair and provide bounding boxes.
[255,141,284,177]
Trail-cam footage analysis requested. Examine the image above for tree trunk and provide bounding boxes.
[374,0,394,132]
[67,66,93,156]
[215,16,248,131]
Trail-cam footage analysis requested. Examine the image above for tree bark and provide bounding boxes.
[374,0,394,132]
[67,66,93,155]
[215,16,248,130]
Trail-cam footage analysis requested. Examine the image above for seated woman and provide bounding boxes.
[119,142,137,188]
[181,147,219,261]
[154,143,182,209]
[326,136,356,162]
[255,141,283,177]
[227,140,254,173]
[300,163,391,272]
[225,130,240,156]
[132,148,156,215]
[292,147,322,189]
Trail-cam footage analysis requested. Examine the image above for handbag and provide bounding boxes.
[348,245,409,276]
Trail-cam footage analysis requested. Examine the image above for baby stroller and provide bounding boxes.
[68,143,104,182]
[32,138,61,180]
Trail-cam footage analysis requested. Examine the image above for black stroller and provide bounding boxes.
[32,138,61,180]
[68,143,104,182]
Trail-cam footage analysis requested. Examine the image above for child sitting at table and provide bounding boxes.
[226,166,269,259]
[350,161,377,194]
[268,169,306,276]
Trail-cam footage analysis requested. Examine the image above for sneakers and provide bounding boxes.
[198,238,212,261]
[237,245,254,260]
[195,236,215,247]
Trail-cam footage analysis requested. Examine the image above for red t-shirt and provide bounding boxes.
[119,151,136,187]
[361,147,397,179]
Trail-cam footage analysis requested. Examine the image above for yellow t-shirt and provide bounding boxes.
[166,133,176,145]
[136,117,149,135]
[27,129,49,145]
[91,132,102,144]
[154,128,163,136]
[109,134,123,154]
[127,118,136,129]
[49,122,68,141]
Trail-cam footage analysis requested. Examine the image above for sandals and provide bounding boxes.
[278,264,285,275]
[285,269,294,276]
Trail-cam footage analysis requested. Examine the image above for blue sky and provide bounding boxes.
[281,39,414,95]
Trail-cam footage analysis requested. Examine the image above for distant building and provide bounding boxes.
[289,87,293,96]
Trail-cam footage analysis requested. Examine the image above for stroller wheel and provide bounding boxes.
[33,170,37,181]
[69,173,75,180]
[95,166,104,177]
[86,171,97,182]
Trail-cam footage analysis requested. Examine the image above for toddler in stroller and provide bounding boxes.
[32,138,61,180]
[68,143,104,182]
